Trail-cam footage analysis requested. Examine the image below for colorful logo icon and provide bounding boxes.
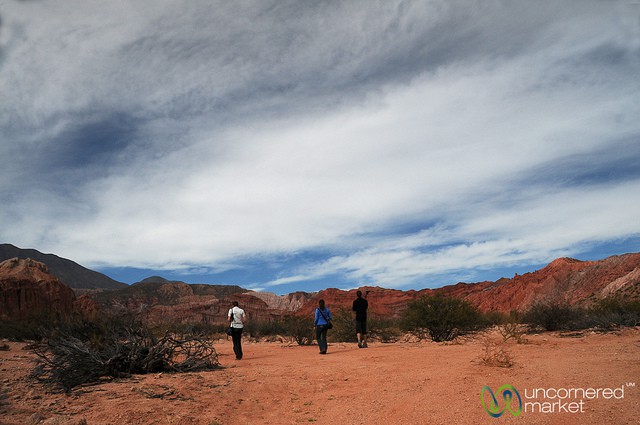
[480,384,523,417]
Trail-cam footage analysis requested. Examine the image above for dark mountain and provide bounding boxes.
[94,276,245,305]
[0,244,126,290]
[93,276,267,324]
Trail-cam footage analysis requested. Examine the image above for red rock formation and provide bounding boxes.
[90,252,640,323]
[292,253,640,315]
[74,294,101,319]
[0,257,76,320]
[458,254,640,312]
[295,286,426,318]
[249,291,311,312]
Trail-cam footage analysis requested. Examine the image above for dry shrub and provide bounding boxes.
[478,338,514,368]
[30,315,219,392]
[497,322,528,344]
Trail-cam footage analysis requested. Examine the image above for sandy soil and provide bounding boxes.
[1,328,639,425]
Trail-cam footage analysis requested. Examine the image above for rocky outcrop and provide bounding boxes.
[74,294,101,319]
[601,267,640,298]
[294,286,426,318]
[0,258,76,320]
[249,291,312,312]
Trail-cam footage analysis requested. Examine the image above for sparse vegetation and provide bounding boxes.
[496,321,528,344]
[478,338,514,368]
[589,297,640,329]
[327,309,358,343]
[280,316,315,345]
[243,318,285,339]
[522,302,585,332]
[400,294,488,342]
[29,314,219,392]
[523,297,640,332]
[245,316,315,345]
[367,315,403,343]
[0,310,68,341]
[153,322,228,338]
[252,308,403,344]
[324,310,401,343]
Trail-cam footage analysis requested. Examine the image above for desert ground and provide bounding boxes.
[1,328,638,425]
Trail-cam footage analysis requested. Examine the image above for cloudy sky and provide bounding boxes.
[1,1,639,294]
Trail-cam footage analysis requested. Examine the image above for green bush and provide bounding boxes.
[523,298,640,332]
[400,294,486,342]
[589,297,640,329]
[522,302,587,331]
[327,309,358,343]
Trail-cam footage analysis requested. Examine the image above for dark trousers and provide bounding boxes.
[231,327,243,359]
[316,325,328,353]
[355,317,367,334]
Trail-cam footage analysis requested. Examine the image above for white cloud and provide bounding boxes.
[1,1,639,288]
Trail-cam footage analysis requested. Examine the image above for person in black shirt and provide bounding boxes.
[352,290,368,348]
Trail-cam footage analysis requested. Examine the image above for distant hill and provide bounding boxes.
[96,276,246,306]
[0,244,126,290]
[106,252,639,325]
[2,243,638,324]
[294,253,640,316]
[93,276,277,324]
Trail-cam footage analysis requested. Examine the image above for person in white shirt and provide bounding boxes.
[228,301,246,360]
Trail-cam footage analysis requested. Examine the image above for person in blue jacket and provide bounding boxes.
[314,299,332,354]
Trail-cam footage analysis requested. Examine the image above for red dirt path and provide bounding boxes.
[1,328,639,424]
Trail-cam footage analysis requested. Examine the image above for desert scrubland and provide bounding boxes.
[1,328,639,425]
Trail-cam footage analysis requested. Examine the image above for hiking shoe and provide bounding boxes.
[362,342,368,348]
[357,342,362,348]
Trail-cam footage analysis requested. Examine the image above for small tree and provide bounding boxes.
[401,294,485,342]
